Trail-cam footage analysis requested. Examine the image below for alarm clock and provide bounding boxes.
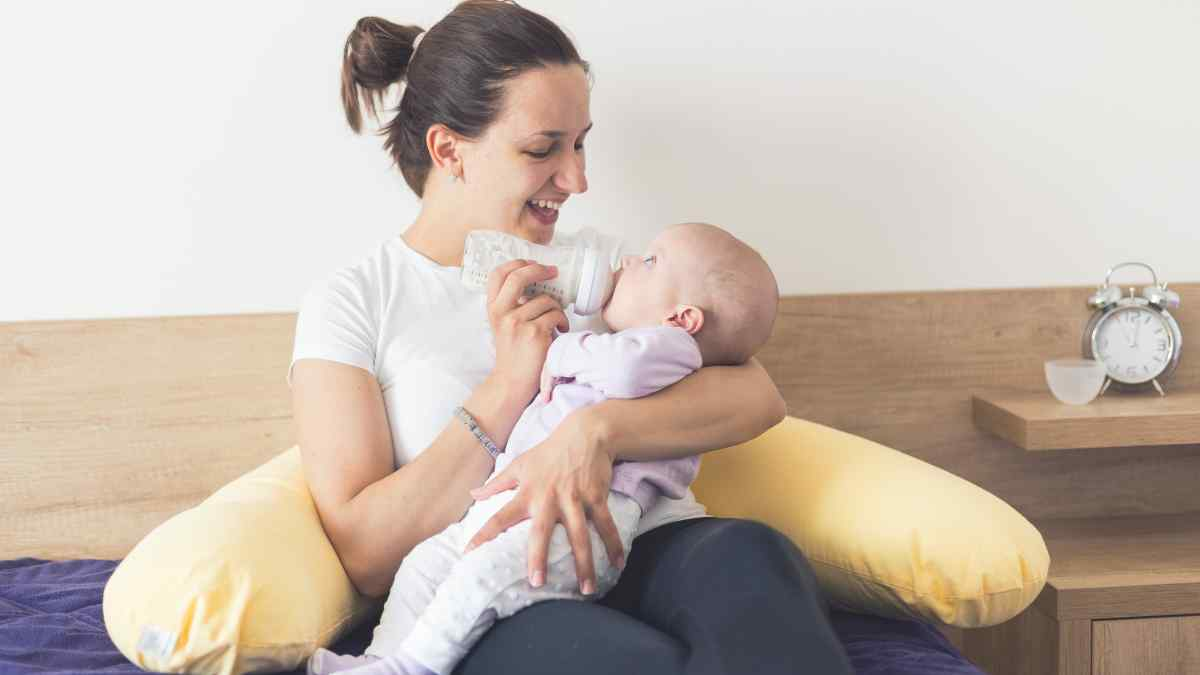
[1082,262,1182,397]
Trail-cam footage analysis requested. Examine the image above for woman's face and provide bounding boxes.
[456,64,591,245]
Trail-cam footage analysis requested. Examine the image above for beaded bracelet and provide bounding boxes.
[453,405,503,460]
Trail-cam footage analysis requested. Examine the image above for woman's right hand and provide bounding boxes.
[486,259,570,405]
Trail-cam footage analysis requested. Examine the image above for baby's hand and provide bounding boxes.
[538,360,567,403]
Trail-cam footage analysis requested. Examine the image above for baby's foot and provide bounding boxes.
[306,647,380,675]
[336,652,436,675]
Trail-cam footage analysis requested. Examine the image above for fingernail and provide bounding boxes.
[531,570,544,588]
[581,579,595,596]
[616,555,625,570]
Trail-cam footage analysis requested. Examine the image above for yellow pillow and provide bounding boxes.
[103,447,377,675]
[104,418,1046,675]
[691,417,1049,628]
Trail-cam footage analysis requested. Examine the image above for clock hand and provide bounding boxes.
[1117,318,1134,347]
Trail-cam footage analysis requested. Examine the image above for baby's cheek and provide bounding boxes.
[601,303,624,333]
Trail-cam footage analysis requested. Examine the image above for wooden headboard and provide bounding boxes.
[4,284,1199,561]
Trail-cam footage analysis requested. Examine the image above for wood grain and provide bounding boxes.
[962,510,1200,673]
[1094,615,1200,675]
[1031,512,1200,621]
[960,603,1090,675]
[3,283,1198,561]
[761,283,1200,522]
[1,313,297,559]
[972,389,1200,451]
[1060,619,1093,675]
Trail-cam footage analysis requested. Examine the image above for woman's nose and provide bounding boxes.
[554,150,588,195]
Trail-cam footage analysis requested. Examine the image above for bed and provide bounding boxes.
[7,285,1196,673]
[0,557,975,674]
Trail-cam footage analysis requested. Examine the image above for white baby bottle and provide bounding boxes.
[461,227,620,315]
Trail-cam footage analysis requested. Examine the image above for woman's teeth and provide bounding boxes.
[529,200,561,210]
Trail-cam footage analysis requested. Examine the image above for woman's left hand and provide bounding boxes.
[463,410,625,596]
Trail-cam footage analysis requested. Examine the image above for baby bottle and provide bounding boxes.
[461,227,620,315]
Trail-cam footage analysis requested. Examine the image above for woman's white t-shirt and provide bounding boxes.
[289,232,708,536]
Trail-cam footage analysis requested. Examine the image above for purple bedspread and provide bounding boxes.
[1,558,983,674]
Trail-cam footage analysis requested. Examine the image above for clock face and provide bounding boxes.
[1092,306,1174,384]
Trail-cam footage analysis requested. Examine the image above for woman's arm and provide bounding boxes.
[462,355,785,590]
[586,355,786,461]
[293,260,568,599]
[293,360,528,599]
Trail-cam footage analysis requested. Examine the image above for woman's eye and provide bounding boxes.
[527,141,583,158]
[527,142,559,159]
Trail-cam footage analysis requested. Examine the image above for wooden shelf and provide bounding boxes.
[971,388,1200,451]
[1029,511,1200,621]
[963,511,1200,674]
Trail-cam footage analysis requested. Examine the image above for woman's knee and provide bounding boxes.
[455,600,683,675]
[631,519,848,672]
[681,519,826,602]
[696,519,812,566]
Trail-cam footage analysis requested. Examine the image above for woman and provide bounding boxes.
[290,2,854,673]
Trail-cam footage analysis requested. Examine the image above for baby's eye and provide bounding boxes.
[642,254,656,267]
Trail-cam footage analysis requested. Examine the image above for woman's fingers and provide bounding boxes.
[494,263,558,314]
[559,498,597,595]
[538,360,554,402]
[469,472,518,502]
[464,498,528,554]
[525,506,555,589]
[589,501,626,571]
[534,306,570,335]
[486,259,530,305]
[513,293,564,323]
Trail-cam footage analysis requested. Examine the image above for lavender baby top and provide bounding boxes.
[292,232,708,535]
[499,326,704,514]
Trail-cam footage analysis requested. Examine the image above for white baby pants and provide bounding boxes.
[364,488,641,674]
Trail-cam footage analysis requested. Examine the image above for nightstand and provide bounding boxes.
[964,390,1200,674]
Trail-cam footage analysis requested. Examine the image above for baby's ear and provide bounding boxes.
[663,304,704,335]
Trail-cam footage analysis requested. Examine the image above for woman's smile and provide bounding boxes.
[525,199,561,227]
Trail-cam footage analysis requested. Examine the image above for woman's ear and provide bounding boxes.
[426,123,464,181]
[663,304,704,335]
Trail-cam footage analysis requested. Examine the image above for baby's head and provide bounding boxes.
[601,222,779,366]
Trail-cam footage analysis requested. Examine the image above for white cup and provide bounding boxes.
[1044,358,1107,405]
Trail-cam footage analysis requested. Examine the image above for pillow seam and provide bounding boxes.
[807,555,1048,601]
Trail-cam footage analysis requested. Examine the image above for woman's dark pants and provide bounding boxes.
[453,517,855,674]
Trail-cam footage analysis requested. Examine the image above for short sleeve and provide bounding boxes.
[288,268,379,387]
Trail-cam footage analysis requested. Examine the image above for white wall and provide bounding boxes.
[2,1,1197,322]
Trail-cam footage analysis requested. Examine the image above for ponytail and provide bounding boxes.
[340,17,423,134]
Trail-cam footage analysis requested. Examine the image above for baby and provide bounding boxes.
[309,222,780,675]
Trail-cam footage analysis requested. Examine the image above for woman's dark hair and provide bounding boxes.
[341,0,588,197]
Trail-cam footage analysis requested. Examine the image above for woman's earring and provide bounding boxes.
[448,171,459,184]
